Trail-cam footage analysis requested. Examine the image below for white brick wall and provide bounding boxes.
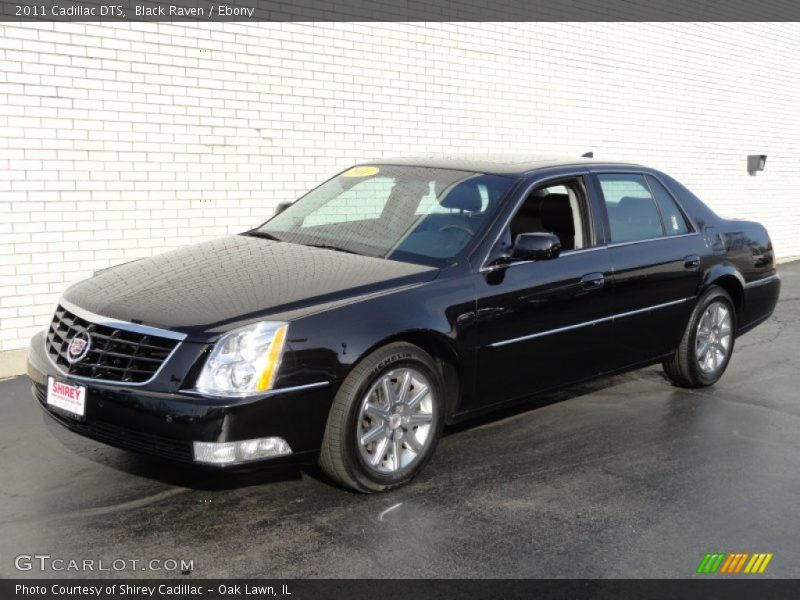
[1,22,799,351]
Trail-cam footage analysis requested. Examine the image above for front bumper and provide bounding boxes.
[27,331,333,468]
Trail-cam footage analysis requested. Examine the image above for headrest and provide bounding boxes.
[540,193,574,233]
[439,184,482,212]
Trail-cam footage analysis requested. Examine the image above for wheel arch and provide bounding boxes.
[358,329,464,423]
[702,263,745,315]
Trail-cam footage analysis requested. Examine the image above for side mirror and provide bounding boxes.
[274,201,292,215]
[511,232,561,261]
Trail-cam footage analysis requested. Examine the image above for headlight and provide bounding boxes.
[194,321,288,397]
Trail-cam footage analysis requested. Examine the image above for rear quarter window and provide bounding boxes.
[646,175,691,235]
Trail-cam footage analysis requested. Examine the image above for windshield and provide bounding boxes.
[256,165,517,267]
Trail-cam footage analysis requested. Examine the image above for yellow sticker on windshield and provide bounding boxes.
[341,166,379,177]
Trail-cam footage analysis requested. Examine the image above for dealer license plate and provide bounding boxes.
[47,377,86,417]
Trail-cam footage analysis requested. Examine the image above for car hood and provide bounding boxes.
[62,235,439,337]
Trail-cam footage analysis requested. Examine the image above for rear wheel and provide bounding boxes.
[662,286,736,388]
[319,342,444,492]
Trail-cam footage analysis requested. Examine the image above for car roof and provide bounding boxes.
[365,155,644,176]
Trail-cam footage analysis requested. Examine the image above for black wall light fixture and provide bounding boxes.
[748,154,767,175]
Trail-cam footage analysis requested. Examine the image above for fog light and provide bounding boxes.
[193,437,292,465]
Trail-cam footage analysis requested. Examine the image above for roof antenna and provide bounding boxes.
[581,151,594,158]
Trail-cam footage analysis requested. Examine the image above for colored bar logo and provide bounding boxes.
[696,553,773,574]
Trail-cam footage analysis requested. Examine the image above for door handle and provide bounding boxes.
[580,272,605,290]
[684,255,701,270]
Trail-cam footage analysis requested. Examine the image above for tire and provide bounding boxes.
[319,342,445,493]
[662,285,736,388]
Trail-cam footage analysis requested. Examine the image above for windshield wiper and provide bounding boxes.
[244,230,282,241]
[305,243,359,255]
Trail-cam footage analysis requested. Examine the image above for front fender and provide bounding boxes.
[283,275,477,414]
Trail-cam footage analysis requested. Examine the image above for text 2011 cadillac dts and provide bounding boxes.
[27,157,780,492]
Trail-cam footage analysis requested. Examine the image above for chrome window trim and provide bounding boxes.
[180,380,330,398]
[45,298,187,387]
[744,273,781,289]
[559,246,608,257]
[606,232,700,249]
[478,233,701,273]
[478,245,606,273]
[489,297,693,348]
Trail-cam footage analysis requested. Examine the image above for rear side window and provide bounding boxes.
[646,175,690,235]
[598,174,665,243]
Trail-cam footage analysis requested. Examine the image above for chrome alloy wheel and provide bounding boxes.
[695,300,733,374]
[356,368,435,474]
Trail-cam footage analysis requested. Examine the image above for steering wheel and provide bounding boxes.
[439,224,474,238]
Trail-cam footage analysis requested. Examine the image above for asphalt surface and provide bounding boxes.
[1,262,799,580]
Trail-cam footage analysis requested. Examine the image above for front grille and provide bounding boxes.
[35,385,193,462]
[46,304,179,384]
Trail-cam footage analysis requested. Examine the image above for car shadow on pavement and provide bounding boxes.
[41,367,659,492]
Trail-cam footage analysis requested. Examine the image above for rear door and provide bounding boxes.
[591,171,707,367]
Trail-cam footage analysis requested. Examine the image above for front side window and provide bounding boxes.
[507,179,588,251]
[258,165,517,267]
[598,174,665,243]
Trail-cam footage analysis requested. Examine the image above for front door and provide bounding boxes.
[470,177,616,411]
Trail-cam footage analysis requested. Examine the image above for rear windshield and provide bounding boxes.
[257,165,516,267]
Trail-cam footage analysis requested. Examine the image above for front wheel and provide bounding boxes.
[662,285,736,388]
[319,342,444,493]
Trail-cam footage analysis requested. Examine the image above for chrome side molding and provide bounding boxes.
[489,297,692,348]
[744,273,781,289]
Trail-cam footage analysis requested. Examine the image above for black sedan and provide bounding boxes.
[27,157,780,492]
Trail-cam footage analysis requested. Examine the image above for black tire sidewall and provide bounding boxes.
[686,288,736,386]
[342,347,444,491]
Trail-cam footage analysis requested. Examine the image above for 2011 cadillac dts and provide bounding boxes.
[27,157,780,492]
